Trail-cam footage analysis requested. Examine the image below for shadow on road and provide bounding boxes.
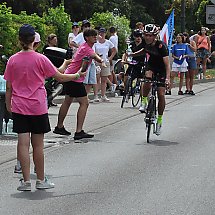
[11,190,101,200]
[148,140,179,146]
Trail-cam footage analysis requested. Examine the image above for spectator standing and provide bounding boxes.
[94,27,116,102]
[68,22,80,52]
[4,24,86,191]
[42,33,59,107]
[195,27,211,79]
[53,29,105,139]
[170,33,188,95]
[211,29,215,52]
[42,33,58,53]
[108,26,118,92]
[183,32,197,95]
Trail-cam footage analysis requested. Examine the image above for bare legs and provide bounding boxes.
[18,133,45,182]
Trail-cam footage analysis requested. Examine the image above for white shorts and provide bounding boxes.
[172,60,188,73]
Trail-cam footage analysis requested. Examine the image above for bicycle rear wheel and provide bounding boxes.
[131,79,141,107]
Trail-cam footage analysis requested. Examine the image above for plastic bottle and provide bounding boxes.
[127,45,132,62]
[80,56,90,72]
[0,75,6,93]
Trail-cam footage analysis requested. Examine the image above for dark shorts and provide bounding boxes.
[196,48,210,59]
[187,57,197,70]
[12,113,51,134]
[63,81,87,98]
[125,64,144,79]
[145,65,166,87]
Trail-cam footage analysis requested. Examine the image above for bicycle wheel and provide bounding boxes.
[131,79,141,107]
[121,77,131,108]
[145,97,154,143]
[146,122,151,143]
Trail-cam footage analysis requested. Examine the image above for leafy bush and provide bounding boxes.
[91,12,131,57]
[43,4,71,49]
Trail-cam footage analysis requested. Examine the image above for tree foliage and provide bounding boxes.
[91,11,130,55]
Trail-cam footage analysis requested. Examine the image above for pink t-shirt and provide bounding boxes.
[4,51,57,115]
[65,42,94,83]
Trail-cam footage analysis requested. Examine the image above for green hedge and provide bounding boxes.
[0,3,131,74]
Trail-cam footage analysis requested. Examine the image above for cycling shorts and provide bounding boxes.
[145,65,166,87]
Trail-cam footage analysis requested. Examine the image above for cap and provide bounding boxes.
[99,28,106,33]
[72,22,79,27]
[34,32,41,43]
[19,24,35,36]
[82,20,90,26]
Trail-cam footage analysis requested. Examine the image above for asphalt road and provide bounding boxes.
[1,84,215,215]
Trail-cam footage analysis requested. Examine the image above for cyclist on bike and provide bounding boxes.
[122,29,145,94]
[129,24,171,135]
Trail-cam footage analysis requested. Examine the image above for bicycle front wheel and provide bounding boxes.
[131,79,141,107]
[121,77,131,108]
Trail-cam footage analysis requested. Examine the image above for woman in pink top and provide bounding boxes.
[195,27,211,79]
[4,24,86,191]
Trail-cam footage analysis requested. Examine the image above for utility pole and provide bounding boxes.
[181,0,186,32]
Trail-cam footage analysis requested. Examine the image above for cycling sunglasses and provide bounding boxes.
[144,33,154,37]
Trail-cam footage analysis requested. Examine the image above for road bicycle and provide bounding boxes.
[143,77,162,143]
[121,61,144,108]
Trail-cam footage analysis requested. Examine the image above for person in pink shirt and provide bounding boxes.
[53,28,105,139]
[4,24,86,191]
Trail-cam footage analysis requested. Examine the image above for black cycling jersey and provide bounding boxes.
[130,41,145,63]
[143,40,169,72]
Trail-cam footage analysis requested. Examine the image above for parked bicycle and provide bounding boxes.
[121,60,144,108]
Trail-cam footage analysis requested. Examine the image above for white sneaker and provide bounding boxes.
[111,84,117,93]
[93,95,100,102]
[100,96,110,102]
[155,123,162,136]
[139,103,147,113]
[36,177,55,190]
[17,179,31,191]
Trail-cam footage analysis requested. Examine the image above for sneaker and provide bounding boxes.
[111,84,117,93]
[155,123,162,136]
[189,90,195,95]
[36,177,55,190]
[178,90,184,95]
[184,90,189,94]
[100,96,110,102]
[139,103,147,113]
[165,90,171,95]
[17,179,31,191]
[74,130,94,140]
[14,164,22,174]
[93,95,100,102]
[53,126,71,135]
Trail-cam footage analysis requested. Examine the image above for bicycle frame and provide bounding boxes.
[121,61,143,108]
[144,79,159,143]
